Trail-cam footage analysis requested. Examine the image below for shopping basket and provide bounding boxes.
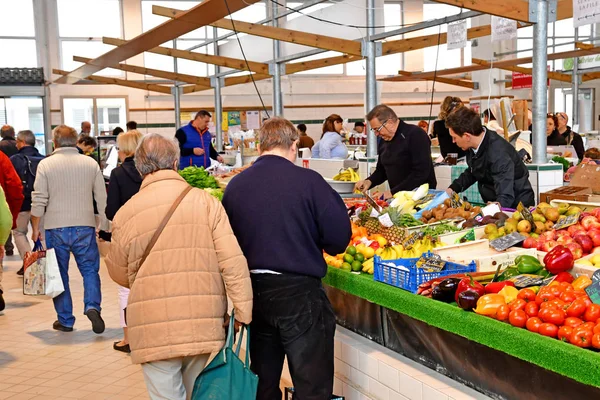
[374,252,476,293]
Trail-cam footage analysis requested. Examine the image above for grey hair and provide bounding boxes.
[135,134,180,177]
[52,125,78,148]
[259,117,299,153]
[17,130,36,146]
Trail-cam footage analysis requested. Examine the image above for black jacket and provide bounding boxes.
[561,127,585,160]
[105,157,142,221]
[449,128,534,208]
[432,120,466,159]
[368,120,437,193]
[0,137,17,157]
[10,146,44,211]
[547,130,567,146]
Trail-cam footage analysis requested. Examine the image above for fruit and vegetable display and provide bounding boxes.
[420,199,481,225]
[179,166,224,200]
[332,167,360,182]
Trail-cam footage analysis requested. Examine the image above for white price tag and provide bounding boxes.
[370,208,380,218]
[573,0,600,28]
[447,20,467,50]
[378,213,394,228]
[491,16,517,42]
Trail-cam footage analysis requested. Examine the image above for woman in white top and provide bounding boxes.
[311,114,348,159]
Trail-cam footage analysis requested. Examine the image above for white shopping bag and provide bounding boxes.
[44,248,64,298]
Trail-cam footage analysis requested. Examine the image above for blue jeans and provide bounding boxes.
[46,226,101,328]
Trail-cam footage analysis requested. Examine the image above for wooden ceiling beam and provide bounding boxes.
[73,56,212,87]
[182,73,272,94]
[103,37,270,75]
[576,42,594,50]
[428,0,572,23]
[153,5,363,56]
[395,70,476,89]
[285,54,362,74]
[52,69,173,94]
[55,0,258,84]
[472,58,572,83]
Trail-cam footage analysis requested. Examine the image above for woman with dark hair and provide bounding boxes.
[556,112,584,159]
[311,114,348,159]
[547,113,567,145]
[432,96,467,159]
[112,126,124,136]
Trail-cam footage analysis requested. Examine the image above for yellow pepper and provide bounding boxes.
[474,294,506,316]
[572,276,593,291]
[498,286,519,304]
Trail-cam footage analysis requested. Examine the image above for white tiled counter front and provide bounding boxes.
[333,326,492,400]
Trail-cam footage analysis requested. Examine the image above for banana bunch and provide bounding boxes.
[362,258,374,274]
[333,168,359,182]
[379,245,405,260]
[377,239,443,260]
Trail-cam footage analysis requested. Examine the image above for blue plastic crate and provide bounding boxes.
[373,252,476,293]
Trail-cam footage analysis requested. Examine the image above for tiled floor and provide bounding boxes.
[0,252,149,400]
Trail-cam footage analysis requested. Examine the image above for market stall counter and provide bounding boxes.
[323,268,600,400]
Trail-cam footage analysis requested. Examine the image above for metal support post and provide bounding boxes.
[173,40,181,130]
[365,0,378,158]
[271,1,283,116]
[213,27,223,151]
[573,28,580,125]
[532,0,549,164]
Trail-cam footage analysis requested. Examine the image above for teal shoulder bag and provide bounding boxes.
[191,312,258,400]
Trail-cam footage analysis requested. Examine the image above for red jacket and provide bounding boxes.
[0,151,24,228]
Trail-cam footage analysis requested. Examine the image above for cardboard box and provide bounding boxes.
[540,164,600,203]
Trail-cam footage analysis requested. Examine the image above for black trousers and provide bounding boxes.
[250,273,336,400]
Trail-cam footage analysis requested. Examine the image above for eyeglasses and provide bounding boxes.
[374,119,389,133]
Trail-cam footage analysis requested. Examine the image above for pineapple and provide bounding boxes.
[380,208,407,244]
[364,218,380,236]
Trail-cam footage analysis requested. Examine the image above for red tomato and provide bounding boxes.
[559,281,574,291]
[566,299,587,318]
[582,322,597,331]
[526,317,542,333]
[525,301,539,317]
[570,327,593,348]
[540,302,559,310]
[594,324,600,335]
[559,292,577,304]
[539,323,558,338]
[558,326,573,342]
[509,310,528,328]
[564,317,584,328]
[509,299,527,312]
[518,289,537,302]
[536,292,555,306]
[496,305,510,322]
[547,285,562,297]
[550,298,568,311]
[593,334,600,349]
[539,308,565,325]
[584,304,600,323]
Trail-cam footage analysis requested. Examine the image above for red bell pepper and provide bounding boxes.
[543,245,574,275]
[455,274,485,303]
[554,271,574,284]
[484,281,516,294]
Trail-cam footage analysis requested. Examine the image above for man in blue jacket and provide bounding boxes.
[175,110,223,169]
[222,117,351,400]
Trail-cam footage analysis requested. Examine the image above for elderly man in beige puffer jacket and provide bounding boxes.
[106,134,253,400]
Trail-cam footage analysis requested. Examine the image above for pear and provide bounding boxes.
[534,221,545,235]
[566,206,582,216]
[558,203,569,215]
[504,221,517,234]
[517,220,532,233]
[532,212,547,223]
[545,221,555,230]
[537,202,551,210]
[513,211,523,221]
[484,223,498,235]
[543,207,560,223]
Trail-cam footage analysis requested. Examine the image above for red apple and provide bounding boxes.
[523,237,538,249]
[589,230,600,248]
[542,240,558,253]
[574,234,594,253]
[541,230,557,241]
[556,230,571,237]
[581,216,600,231]
[581,212,593,219]
[592,208,600,219]
[557,235,575,246]
[566,242,584,260]
[568,224,585,236]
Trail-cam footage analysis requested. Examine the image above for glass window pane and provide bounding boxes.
[0,39,37,67]
[63,98,95,135]
[97,98,127,134]
[5,97,46,155]
[58,0,121,38]
[61,41,122,76]
[384,3,401,33]
[0,0,34,36]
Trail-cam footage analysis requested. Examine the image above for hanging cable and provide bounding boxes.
[428,25,443,123]
[223,0,271,118]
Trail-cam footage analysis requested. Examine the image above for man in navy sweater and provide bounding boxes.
[222,117,351,400]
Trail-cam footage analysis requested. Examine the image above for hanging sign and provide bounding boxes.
[447,20,467,50]
[491,16,517,42]
[573,0,600,28]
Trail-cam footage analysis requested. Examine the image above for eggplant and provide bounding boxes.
[457,289,481,311]
[437,278,461,299]
[431,286,448,302]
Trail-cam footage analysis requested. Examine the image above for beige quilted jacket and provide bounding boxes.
[105,170,253,364]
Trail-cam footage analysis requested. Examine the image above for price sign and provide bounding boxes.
[450,193,463,209]
[402,232,423,250]
[592,269,600,283]
[585,281,600,305]
[370,208,380,218]
[490,232,527,252]
[414,193,436,208]
[517,202,535,227]
[508,274,546,289]
[447,19,467,50]
[553,213,580,230]
[491,16,517,42]
[416,253,446,272]
[378,213,394,228]
[456,228,476,244]
[574,0,600,28]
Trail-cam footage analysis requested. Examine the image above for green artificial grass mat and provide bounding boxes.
[323,267,600,389]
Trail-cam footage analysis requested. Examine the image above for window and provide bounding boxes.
[0,0,37,67]
[57,0,122,76]
[0,97,47,154]
[62,97,127,136]
[422,4,471,72]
